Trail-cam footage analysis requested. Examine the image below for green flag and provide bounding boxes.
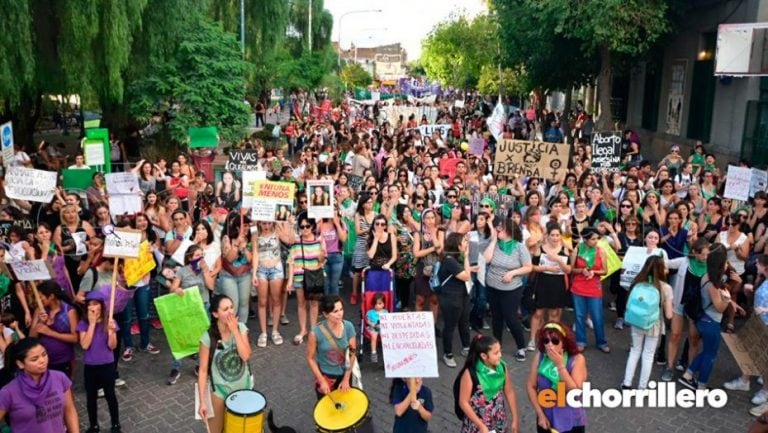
[189,127,219,148]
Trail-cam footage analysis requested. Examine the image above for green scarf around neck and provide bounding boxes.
[539,352,569,389]
[497,238,519,255]
[578,243,597,268]
[476,359,507,400]
[689,258,707,277]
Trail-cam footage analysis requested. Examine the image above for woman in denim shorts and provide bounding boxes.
[252,221,294,348]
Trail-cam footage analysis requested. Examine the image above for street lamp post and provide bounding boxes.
[337,9,383,68]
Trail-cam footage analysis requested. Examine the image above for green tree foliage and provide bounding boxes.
[477,66,528,99]
[0,0,35,106]
[339,63,373,89]
[128,16,250,145]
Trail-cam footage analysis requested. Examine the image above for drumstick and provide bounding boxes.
[202,419,211,433]
[326,392,344,410]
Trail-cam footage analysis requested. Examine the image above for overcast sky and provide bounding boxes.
[324,0,487,61]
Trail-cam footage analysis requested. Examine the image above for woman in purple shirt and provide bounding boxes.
[29,281,78,378]
[0,338,80,433]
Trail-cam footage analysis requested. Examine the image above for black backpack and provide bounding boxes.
[453,367,478,421]
[682,275,710,321]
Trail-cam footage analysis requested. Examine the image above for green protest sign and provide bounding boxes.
[62,168,97,190]
[189,127,218,148]
[154,287,210,359]
[85,128,111,173]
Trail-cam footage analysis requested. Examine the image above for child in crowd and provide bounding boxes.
[390,377,433,433]
[365,293,388,362]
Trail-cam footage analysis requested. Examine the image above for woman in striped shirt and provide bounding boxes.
[287,215,327,345]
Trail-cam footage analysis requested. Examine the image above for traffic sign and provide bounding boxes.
[1,121,13,167]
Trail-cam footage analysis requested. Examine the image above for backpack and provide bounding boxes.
[452,367,479,421]
[624,282,661,330]
[428,260,453,291]
[682,277,710,321]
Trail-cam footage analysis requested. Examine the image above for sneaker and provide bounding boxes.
[350,294,358,305]
[675,360,687,372]
[752,389,768,405]
[150,318,163,329]
[280,314,290,325]
[167,368,181,385]
[724,377,751,391]
[141,343,160,355]
[111,424,122,433]
[443,354,457,368]
[526,340,536,352]
[614,318,624,330]
[678,376,698,391]
[515,349,526,362]
[750,401,768,417]
[661,368,674,382]
[370,352,378,363]
[248,309,257,319]
[97,389,105,398]
[86,426,100,433]
[271,331,283,346]
[482,321,490,330]
[522,317,531,332]
[460,347,470,357]
[257,333,268,348]
[114,378,126,388]
[609,301,617,312]
[121,347,134,362]
[130,323,139,335]
[655,357,666,366]
[586,317,594,329]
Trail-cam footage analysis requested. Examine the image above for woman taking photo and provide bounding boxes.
[0,338,80,433]
[483,218,533,362]
[197,294,252,433]
[29,281,78,378]
[350,193,375,305]
[436,233,472,368]
[570,227,609,352]
[306,295,357,399]
[529,222,571,351]
[287,215,327,346]
[526,322,587,433]
[252,221,294,347]
[132,160,165,195]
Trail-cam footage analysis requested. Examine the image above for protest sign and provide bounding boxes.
[1,121,13,167]
[380,312,438,378]
[469,137,485,157]
[439,158,462,180]
[470,192,514,221]
[106,172,140,194]
[417,124,451,140]
[307,180,335,219]
[723,165,751,201]
[487,100,505,141]
[4,166,57,203]
[591,132,622,171]
[494,140,569,182]
[84,139,105,166]
[154,288,210,359]
[380,105,438,124]
[108,195,143,217]
[226,149,260,172]
[123,240,156,287]
[620,247,662,288]
[62,168,97,190]
[240,170,268,208]
[721,314,768,376]
[249,181,295,221]
[454,99,465,108]
[188,126,219,148]
[9,260,53,281]
[103,228,142,259]
[83,119,100,129]
[750,168,767,198]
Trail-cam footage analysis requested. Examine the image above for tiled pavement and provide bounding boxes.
[72,293,758,433]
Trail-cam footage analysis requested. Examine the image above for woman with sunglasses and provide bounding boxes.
[719,212,751,333]
[446,201,471,236]
[287,216,327,345]
[367,215,397,270]
[350,193,375,305]
[414,209,445,327]
[570,227,609,352]
[526,322,587,433]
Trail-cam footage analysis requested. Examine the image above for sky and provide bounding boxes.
[324,0,488,61]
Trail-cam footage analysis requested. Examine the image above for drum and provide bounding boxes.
[224,390,266,433]
[314,387,369,433]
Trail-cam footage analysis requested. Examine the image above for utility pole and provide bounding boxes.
[240,0,245,59]
[308,0,313,53]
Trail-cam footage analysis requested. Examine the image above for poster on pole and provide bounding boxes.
[248,181,295,222]
[591,132,622,171]
[380,312,439,378]
[123,240,156,287]
[307,179,334,219]
[103,228,142,259]
[723,165,751,201]
[493,140,569,182]
[1,121,14,167]
[4,166,57,203]
[9,260,54,281]
[750,168,768,198]
[84,139,106,166]
[154,288,210,359]
[226,149,261,172]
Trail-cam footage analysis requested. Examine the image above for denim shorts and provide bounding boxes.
[257,263,285,281]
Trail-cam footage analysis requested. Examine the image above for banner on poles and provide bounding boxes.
[380,312,439,378]
[154,288,210,359]
[591,132,622,171]
[493,140,569,182]
[4,167,57,203]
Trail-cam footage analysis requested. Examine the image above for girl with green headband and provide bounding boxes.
[569,227,610,353]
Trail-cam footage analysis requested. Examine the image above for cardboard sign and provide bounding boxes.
[4,166,57,203]
[1,121,13,168]
[380,312,439,378]
[154,288,210,359]
[84,139,105,166]
[591,132,622,171]
[189,126,219,148]
[226,149,260,172]
[123,241,156,287]
[105,172,140,194]
[494,140,569,182]
[750,168,768,198]
[103,228,142,258]
[723,165,751,201]
[249,181,296,221]
[10,260,53,281]
[721,315,768,376]
[307,180,334,219]
[417,124,451,140]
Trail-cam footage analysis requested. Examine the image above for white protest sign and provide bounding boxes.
[103,229,142,258]
[106,172,140,195]
[84,140,105,166]
[750,168,768,198]
[724,165,751,201]
[1,122,14,167]
[454,99,465,108]
[620,247,659,288]
[307,179,335,219]
[241,170,268,208]
[380,312,439,378]
[108,195,143,216]
[10,260,53,281]
[417,124,451,140]
[4,166,57,203]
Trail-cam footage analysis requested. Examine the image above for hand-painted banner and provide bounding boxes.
[226,149,260,172]
[154,288,210,360]
[493,140,569,182]
[10,260,53,281]
[103,229,142,259]
[591,132,622,171]
[380,312,438,378]
[724,165,751,201]
[417,124,451,139]
[123,240,156,287]
[4,166,57,203]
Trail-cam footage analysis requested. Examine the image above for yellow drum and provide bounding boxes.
[224,390,266,433]
[314,387,369,432]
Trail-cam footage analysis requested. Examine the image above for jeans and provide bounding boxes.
[219,271,252,322]
[572,294,607,348]
[439,291,470,355]
[122,284,152,349]
[687,316,721,386]
[469,273,487,331]
[84,363,119,428]
[623,327,660,389]
[487,286,526,350]
[324,253,344,296]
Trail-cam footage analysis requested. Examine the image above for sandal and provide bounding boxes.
[272,331,284,346]
[257,333,267,348]
[292,334,306,345]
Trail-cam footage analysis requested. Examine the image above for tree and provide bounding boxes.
[339,63,373,89]
[128,16,250,145]
[477,66,529,99]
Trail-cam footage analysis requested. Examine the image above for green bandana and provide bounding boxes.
[476,359,507,400]
[578,243,597,268]
[689,258,707,277]
[538,352,569,389]
[563,186,574,199]
[412,209,422,222]
[497,239,519,255]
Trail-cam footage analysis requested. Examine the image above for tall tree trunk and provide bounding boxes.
[596,45,614,131]
[7,91,43,152]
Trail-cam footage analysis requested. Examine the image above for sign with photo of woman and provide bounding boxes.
[307,179,334,219]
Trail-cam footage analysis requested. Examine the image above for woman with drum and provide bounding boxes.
[197,294,252,433]
[307,295,357,399]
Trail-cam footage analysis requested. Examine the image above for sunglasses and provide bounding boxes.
[620,204,633,208]
[300,224,312,229]
[541,337,561,346]
[374,222,387,226]
[447,195,457,199]
[415,203,424,208]
[480,204,492,208]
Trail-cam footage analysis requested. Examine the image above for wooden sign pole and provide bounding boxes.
[108,257,119,324]
[28,281,44,313]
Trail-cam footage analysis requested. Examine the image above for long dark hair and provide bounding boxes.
[630,255,667,293]
[462,334,499,371]
[443,232,464,260]
[706,243,728,288]
[6,338,45,374]
[37,280,76,308]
